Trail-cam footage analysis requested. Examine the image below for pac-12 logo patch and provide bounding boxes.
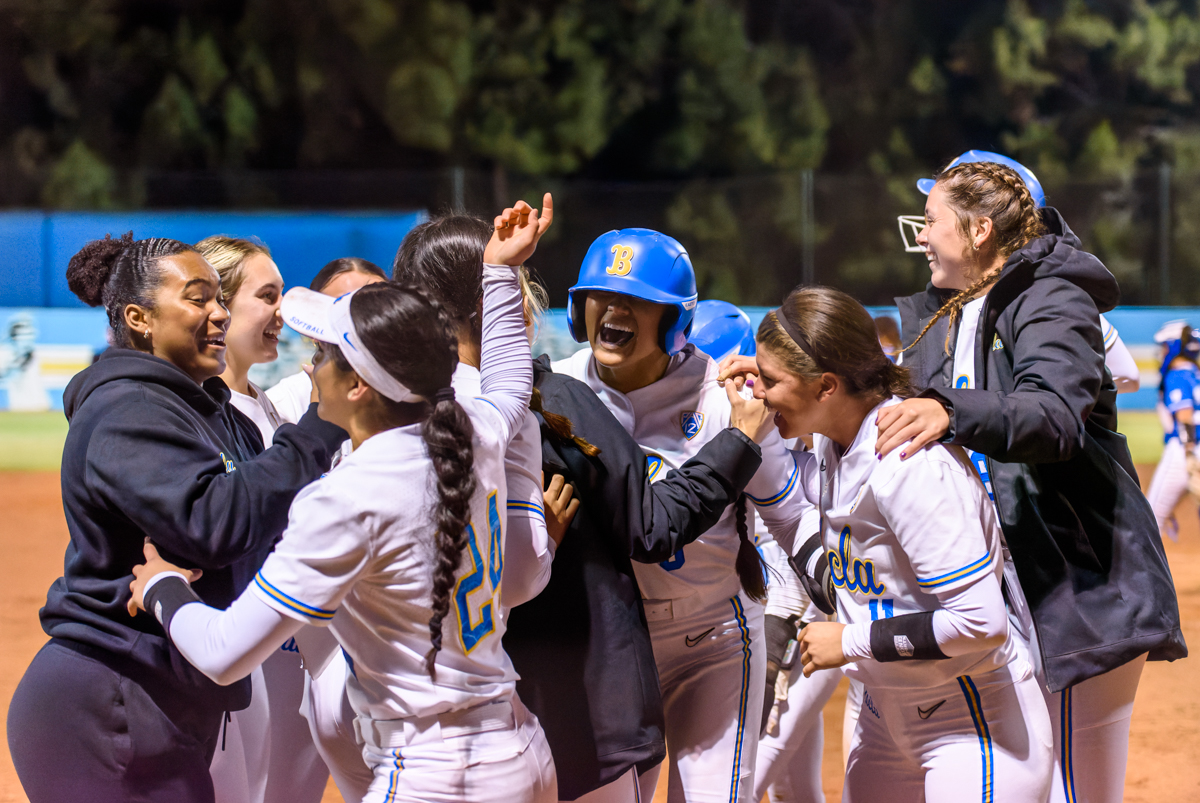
[680,411,704,440]
[646,453,666,481]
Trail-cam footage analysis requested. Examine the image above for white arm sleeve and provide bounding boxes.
[841,577,1008,661]
[499,411,554,608]
[746,440,820,556]
[478,263,533,444]
[168,591,305,686]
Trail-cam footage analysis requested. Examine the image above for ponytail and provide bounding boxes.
[734,494,767,603]
[422,397,477,678]
[529,387,600,457]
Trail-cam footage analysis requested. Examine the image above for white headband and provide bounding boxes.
[281,286,424,404]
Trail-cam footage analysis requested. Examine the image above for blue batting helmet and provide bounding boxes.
[917,150,1046,207]
[567,228,698,355]
[690,300,756,362]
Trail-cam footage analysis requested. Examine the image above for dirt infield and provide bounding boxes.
[0,470,1196,803]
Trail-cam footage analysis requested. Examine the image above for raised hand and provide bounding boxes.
[127,540,202,617]
[725,379,774,444]
[543,472,580,548]
[484,193,554,268]
[717,354,760,392]
[874,397,949,460]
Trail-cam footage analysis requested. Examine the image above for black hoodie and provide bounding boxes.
[897,208,1186,692]
[40,348,345,711]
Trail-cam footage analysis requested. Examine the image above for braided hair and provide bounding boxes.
[323,281,475,678]
[65,232,198,347]
[903,161,1048,354]
[734,493,766,603]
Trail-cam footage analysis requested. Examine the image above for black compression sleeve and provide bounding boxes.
[789,533,836,616]
[143,575,202,635]
[869,612,950,662]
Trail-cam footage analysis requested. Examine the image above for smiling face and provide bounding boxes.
[583,290,671,392]
[916,184,977,292]
[753,345,827,440]
[310,342,358,431]
[224,253,283,367]
[133,251,230,384]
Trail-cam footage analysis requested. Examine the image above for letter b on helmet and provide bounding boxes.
[568,228,698,356]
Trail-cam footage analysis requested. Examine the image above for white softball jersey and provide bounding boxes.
[554,344,818,612]
[249,410,517,722]
[811,397,1017,691]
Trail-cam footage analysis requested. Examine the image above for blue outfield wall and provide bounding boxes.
[0,210,426,308]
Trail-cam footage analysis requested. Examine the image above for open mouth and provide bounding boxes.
[264,330,280,342]
[598,322,635,348]
[203,335,226,350]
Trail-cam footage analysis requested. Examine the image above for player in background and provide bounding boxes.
[874,316,902,363]
[749,284,1053,802]
[692,300,840,803]
[882,154,1185,803]
[128,197,558,803]
[1144,321,1200,539]
[266,257,388,425]
[8,234,346,803]
[195,235,332,803]
[555,231,817,802]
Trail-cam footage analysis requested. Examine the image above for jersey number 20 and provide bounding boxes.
[455,491,504,653]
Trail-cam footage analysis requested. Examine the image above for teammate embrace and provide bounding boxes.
[9,159,1184,803]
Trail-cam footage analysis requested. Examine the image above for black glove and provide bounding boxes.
[761,613,799,735]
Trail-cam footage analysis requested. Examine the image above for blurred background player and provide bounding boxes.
[555,230,817,802]
[1144,320,1200,540]
[196,235,332,803]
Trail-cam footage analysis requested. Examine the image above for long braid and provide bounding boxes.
[529,387,600,457]
[734,494,767,603]
[902,161,1047,355]
[423,392,477,678]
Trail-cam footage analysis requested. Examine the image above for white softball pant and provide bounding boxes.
[843,661,1053,803]
[357,697,557,803]
[302,646,374,803]
[1145,438,1191,538]
[1046,654,1146,803]
[645,591,766,803]
[754,664,841,803]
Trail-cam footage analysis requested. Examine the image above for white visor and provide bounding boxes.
[281,286,423,404]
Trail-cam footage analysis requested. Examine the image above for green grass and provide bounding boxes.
[0,408,1170,473]
[0,412,69,471]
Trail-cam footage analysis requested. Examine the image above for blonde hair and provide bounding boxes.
[195,235,272,301]
[904,161,1048,354]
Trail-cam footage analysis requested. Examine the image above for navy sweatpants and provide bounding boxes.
[8,638,224,803]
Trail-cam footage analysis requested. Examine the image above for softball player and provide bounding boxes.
[197,234,332,803]
[555,230,816,802]
[884,154,1183,803]
[129,198,557,803]
[1144,321,1200,539]
[756,285,1053,803]
[691,299,838,803]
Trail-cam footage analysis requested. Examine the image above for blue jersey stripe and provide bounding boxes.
[1061,688,1077,803]
[746,452,798,507]
[916,552,991,590]
[253,573,336,621]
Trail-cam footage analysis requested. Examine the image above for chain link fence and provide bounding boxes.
[3,165,1195,307]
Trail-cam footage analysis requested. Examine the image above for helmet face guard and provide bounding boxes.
[898,150,1046,253]
[689,299,756,362]
[567,228,698,356]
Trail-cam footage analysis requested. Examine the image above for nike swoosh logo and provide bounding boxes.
[917,700,946,719]
[685,627,715,648]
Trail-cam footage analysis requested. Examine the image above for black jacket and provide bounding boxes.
[897,208,1186,692]
[41,348,345,712]
[503,356,762,800]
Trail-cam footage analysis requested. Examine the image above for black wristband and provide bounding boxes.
[143,575,201,635]
[789,533,836,616]
[869,612,950,662]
